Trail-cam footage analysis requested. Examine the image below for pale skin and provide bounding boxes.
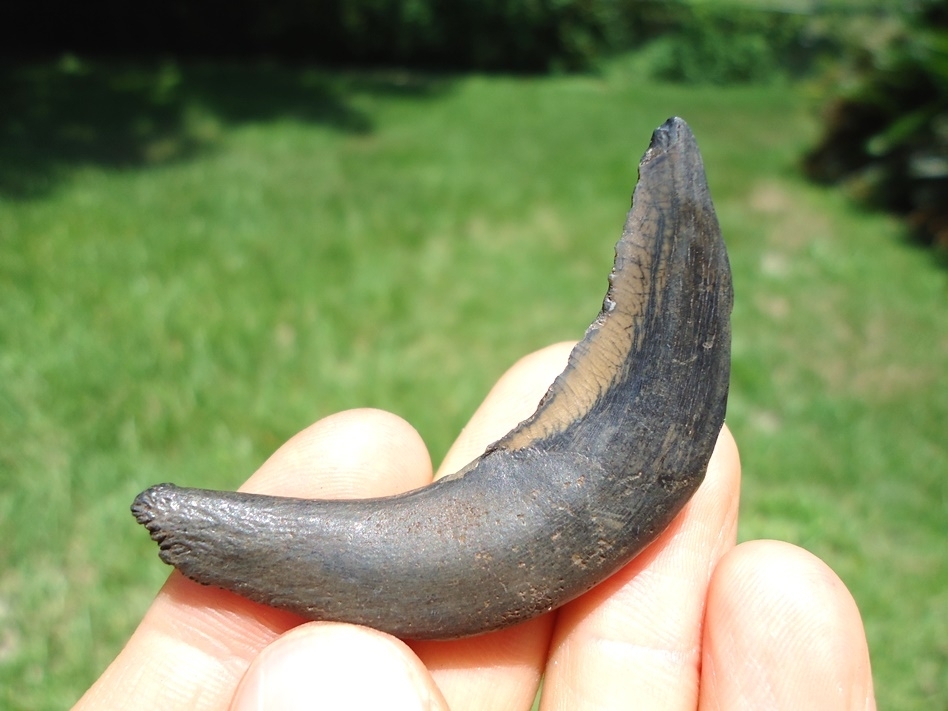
[76,343,876,710]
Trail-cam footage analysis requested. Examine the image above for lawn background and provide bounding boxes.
[1,55,946,709]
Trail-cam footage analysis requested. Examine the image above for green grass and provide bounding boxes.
[2,56,946,709]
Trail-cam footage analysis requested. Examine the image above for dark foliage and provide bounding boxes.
[0,0,872,79]
[0,0,618,72]
[804,1,948,250]
[645,3,812,85]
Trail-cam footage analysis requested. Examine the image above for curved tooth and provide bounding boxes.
[132,116,732,640]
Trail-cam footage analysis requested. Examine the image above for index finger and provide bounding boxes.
[74,408,434,711]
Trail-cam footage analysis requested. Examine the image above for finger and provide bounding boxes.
[410,343,576,711]
[699,540,876,711]
[239,407,433,498]
[540,424,742,710]
[75,409,433,711]
[230,622,449,711]
[435,342,578,478]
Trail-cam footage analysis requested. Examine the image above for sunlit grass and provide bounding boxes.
[1,57,945,709]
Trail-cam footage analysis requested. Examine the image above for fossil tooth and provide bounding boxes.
[132,116,732,640]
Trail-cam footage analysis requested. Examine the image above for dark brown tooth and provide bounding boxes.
[131,116,732,640]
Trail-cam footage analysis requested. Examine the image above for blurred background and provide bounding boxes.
[1,1,945,708]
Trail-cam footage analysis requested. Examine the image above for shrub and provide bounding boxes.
[645,3,811,85]
[0,0,621,72]
[804,0,948,249]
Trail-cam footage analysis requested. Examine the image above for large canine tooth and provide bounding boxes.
[132,117,732,640]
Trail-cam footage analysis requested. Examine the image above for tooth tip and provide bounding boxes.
[648,117,695,153]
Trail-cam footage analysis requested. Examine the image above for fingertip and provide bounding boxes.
[711,423,740,483]
[230,623,449,711]
[243,408,434,498]
[703,540,875,710]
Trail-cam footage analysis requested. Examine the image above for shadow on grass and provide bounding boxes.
[0,56,451,199]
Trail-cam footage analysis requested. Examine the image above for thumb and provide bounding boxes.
[230,622,450,711]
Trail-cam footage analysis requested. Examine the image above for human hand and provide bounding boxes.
[75,343,875,710]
